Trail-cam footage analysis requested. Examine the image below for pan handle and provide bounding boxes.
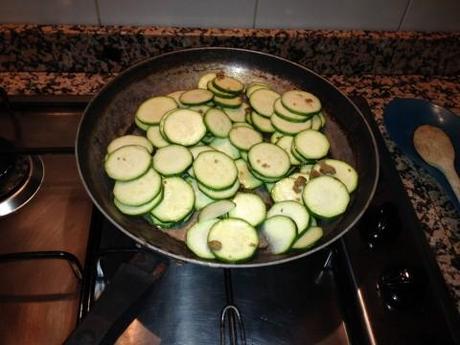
[65,253,167,345]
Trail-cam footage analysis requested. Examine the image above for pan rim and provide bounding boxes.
[75,47,380,268]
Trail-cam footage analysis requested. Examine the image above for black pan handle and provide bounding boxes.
[65,253,167,345]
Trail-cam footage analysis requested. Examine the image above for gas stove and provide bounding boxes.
[0,93,458,345]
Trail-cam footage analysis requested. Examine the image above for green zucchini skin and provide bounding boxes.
[103,73,359,262]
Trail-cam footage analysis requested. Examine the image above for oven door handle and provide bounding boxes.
[64,253,168,345]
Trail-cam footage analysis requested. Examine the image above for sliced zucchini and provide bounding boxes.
[251,111,275,133]
[148,208,194,229]
[207,218,258,262]
[114,188,163,216]
[186,218,219,259]
[158,108,173,139]
[198,179,240,200]
[234,159,263,189]
[233,122,253,129]
[229,126,263,151]
[246,83,269,97]
[199,200,236,222]
[267,201,310,234]
[290,144,309,163]
[249,89,280,117]
[146,126,169,148]
[193,151,237,190]
[210,137,241,159]
[188,104,212,115]
[310,217,318,227]
[134,117,150,131]
[152,145,192,176]
[249,167,284,183]
[198,72,217,89]
[271,112,312,135]
[274,98,310,123]
[213,76,244,94]
[163,109,206,146]
[204,108,232,138]
[312,159,358,193]
[310,114,322,130]
[261,215,297,254]
[303,175,350,219]
[189,145,214,159]
[318,112,326,128]
[276,136,301,165]
[113,168,162,206]
[151,177,195,222]
[104,145,151,181]
[229,192,266,226]
[248,143,290,178]
[107,135,153,154]
[223,103,251,122]
[292,226,323,250]
[201,132,215,144]
[281,90,321,115]
[271,176,305,204]
[207,80,235,98]
[186,177,214,210]
[136,96,178,125]
[146,214,177,229]
[214,95,243,108]
[300,164,315,174]
[294,129,330,160]
[180,89,214,106]
[245,112,253,125]
[167,90,186,108]
[270,131,284,144]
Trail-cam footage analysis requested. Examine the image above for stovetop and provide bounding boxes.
[77,97,459,345]
[1,94,459,345]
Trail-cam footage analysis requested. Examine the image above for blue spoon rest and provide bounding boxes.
[383,98,460,213]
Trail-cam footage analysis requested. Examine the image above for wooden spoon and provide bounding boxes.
[413,125,460,201]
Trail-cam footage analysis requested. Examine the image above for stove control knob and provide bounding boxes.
[359,203,401,248]
[378,266,424,310]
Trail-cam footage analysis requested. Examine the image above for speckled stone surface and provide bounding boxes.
[1,25,459,75]
[1,71,459,311]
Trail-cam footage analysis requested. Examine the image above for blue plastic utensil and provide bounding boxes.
[384,98,460,213]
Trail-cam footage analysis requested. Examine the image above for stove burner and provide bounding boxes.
[0,138,17,180]
[0,155,31,200]
[0,155,44,217]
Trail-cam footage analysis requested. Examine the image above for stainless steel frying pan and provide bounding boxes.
[76,47,379,268]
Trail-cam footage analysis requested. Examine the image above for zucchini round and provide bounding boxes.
[207,218,258,262]
[302,175,350,219]
[104,145,152,181]
[193,151,238,190]
[151,177,195,223]
[229,192,266,226]
[261,215,297,254]
[248,143,290,179]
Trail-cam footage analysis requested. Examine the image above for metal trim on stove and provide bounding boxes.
[0,155,44,217]
[0,250,83,280]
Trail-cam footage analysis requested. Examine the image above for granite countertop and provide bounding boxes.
[0,25,459,311]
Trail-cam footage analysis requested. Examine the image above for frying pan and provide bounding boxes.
[76,47,379,268]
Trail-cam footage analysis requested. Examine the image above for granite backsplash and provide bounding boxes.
[0,25,459,76]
